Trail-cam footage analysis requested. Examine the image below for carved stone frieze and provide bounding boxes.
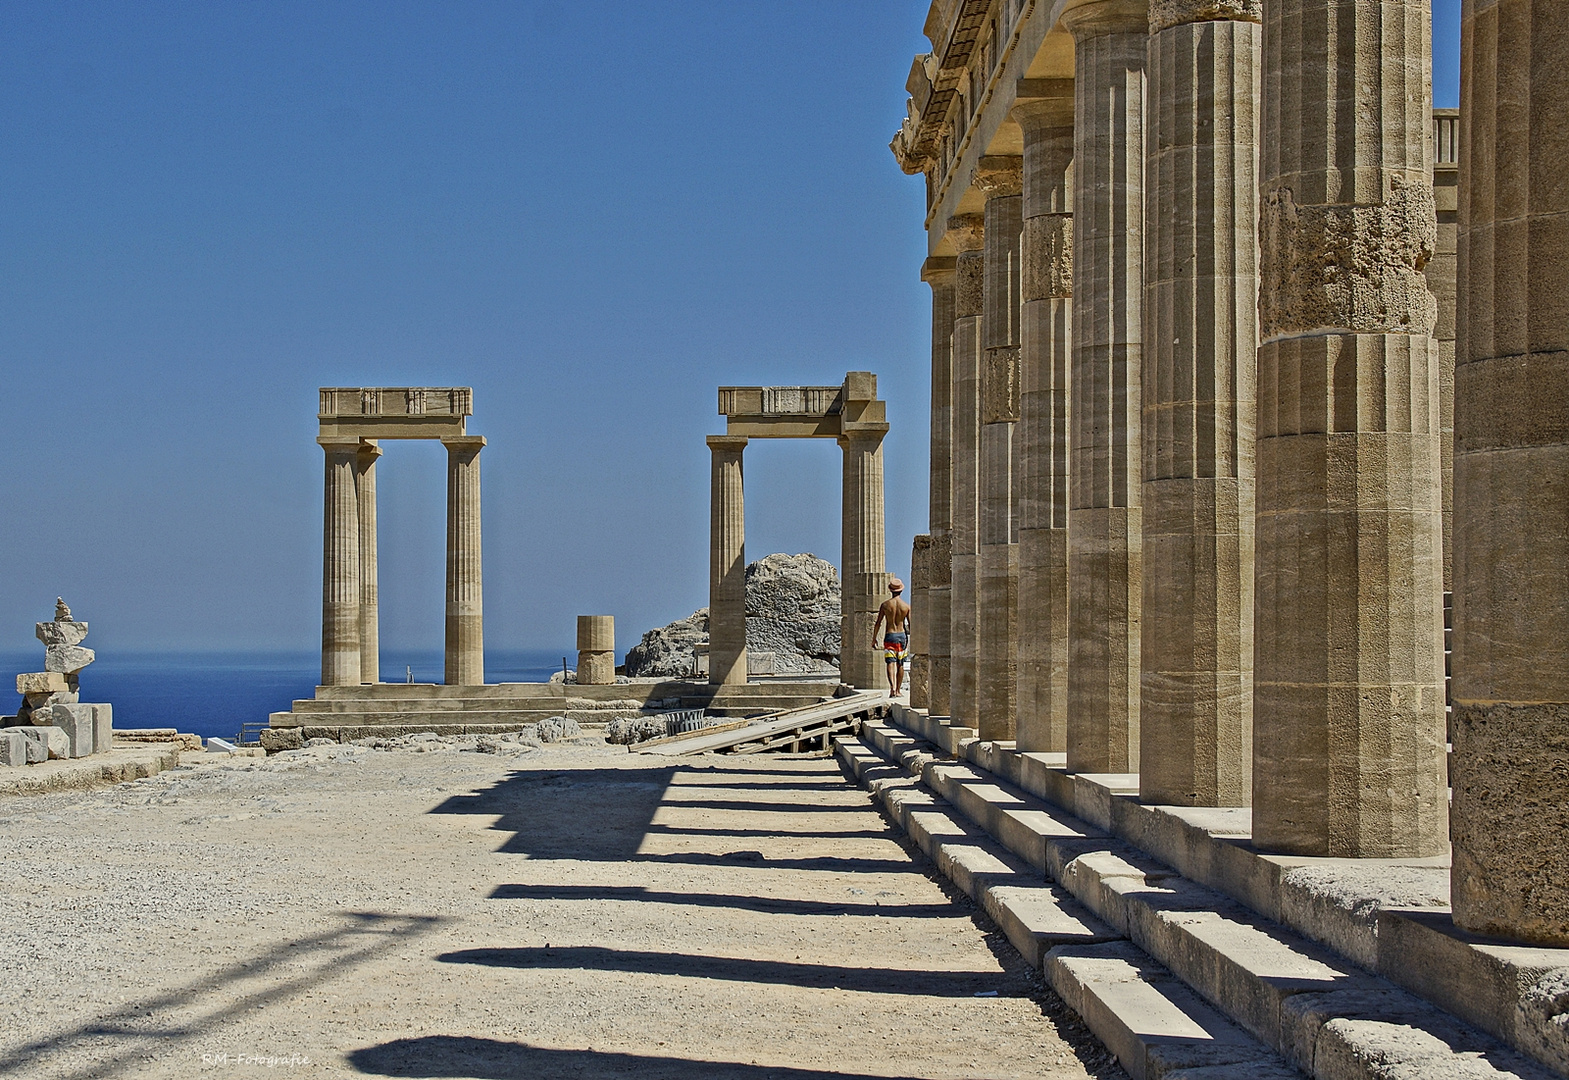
[981,346,1021,424]
[1023,215,1074,301]
[1149,0,1261,33]
[1258,175,1438,340]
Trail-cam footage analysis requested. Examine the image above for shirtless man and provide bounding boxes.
[870,578,911,697]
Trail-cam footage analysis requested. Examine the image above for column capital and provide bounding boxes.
[441,435,486,452]
[921,255,958,283]
[1149,0,1259,33]
[356,439,383,461]
[945,213,986,253]
[974,156,1023,199]
[1061,0,1150,37]
[838,424,889,448]
[706,434,749,452]
[1013,92,1076,133]
[318,437,363,454]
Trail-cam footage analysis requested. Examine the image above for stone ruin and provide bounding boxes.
[0,599,113,767]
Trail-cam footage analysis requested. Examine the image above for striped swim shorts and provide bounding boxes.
[883,632,908,662]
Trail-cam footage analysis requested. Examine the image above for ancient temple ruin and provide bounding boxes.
[316,387,485,687]
[865,0,1569,1076]
[707,372,889,689]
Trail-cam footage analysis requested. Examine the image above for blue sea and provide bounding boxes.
[0,649,569,744]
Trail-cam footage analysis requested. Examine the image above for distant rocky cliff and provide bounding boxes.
[624,553,841,678]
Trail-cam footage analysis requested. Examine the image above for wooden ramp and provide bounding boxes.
[632,690,888,756]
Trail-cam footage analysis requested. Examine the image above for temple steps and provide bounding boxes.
[836,719,1559,1080]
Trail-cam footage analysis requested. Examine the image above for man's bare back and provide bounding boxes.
[876,596,910,633]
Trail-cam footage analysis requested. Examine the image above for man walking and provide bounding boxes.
[871,578,911,697]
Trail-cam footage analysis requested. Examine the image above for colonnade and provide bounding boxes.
[902,0,1566,944]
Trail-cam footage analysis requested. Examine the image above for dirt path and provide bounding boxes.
[0,738,1124,1079]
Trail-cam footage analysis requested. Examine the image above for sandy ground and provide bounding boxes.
[0,737,1125,1080]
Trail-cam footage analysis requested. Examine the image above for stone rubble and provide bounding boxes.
[1,600,114,767]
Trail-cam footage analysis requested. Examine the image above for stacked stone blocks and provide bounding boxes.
[2,601,114,767]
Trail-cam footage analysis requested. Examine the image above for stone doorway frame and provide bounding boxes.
[707,371,889,689]
[317,387,485,688]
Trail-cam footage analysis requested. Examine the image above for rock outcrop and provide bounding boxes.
[625,553,841,678]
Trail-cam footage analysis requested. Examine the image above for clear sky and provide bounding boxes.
[0,1,1463,658]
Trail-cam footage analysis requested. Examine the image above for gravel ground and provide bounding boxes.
[0,737,1125,1080]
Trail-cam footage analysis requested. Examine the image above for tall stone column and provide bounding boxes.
[443,436,485,687]
[841,428,890,690]
[1065,0,1147,773]
[1253,0,1446,856]
[1139,0,1260,807]
[923,256,958,715]
[1451,0,1569,944]
[978,157,1024,741]
[708,435,748,686]
[354,441,381,686]
[1015,87,1075,754]
[319,439,362,687]
[909,534,933,707]
[948,214,986,725]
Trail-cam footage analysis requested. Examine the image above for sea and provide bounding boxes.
[0,648,570,744]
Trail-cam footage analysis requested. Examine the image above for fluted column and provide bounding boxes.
[1015,88,1075,754]
[443,436,485,686]
[320,439,362,687]
[923,256,958,715]
[1139,0,1260,806]
[948,214,986,727]
[708,435,749,686]
[1451,0,1569,943]
[1253,0,1446,856]
[841,428,890,690]
[1065,0,1147,773]
[354,441,382,685]
[978,157,1024,741]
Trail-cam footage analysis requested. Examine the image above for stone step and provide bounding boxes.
[850,720,1558,1080]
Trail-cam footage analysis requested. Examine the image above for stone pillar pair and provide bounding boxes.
[320,436,484,687]
[1450,0,1569,944]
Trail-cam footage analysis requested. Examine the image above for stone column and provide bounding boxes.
[1015,87,1075,754]
[1065,0,1147,773]
[948,214,987,725]
[1138,0,1260,807]
[319,439,362,687]
[354,441,381,686]
[708,435,748,686]
[841,428,890,689]
[577,615,615,686]
[909,534,933,707]
[923,256,958,715]
[1451,0,1569,944]
[443,436,485,687]
[1253,0,1446,856]
[977,157,1024,741]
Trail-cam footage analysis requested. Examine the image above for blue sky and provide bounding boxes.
[0,2,1463,656]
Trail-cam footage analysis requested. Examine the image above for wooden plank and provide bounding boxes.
[635,690,886,756]
[622,716,760,753]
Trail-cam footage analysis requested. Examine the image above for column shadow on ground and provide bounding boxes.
[348,1035,921,1078]
[488,883,963,919]
[438,945,1016,997]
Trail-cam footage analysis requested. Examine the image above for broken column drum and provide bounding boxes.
[577,615,616,686]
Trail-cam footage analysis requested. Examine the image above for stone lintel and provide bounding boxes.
[1015,77,1076,101]
[720,373,885,439]
[319,387,471,441]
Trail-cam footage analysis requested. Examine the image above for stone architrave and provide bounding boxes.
[319,438,362,687]
[577,615,616,686]
[708,435,749,686]
[1139,0,1260,807]
[1015,86,1075,755]
[1064,0,1147,774]
[1450,0,1569,944]
[923,255,958,716]
[355,441,382,685]
[1253,0,1447,856]
[977,156,1023,742]
[948,213,987,729]
[443,436,485,687]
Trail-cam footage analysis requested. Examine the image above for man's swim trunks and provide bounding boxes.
[883,632,909,663]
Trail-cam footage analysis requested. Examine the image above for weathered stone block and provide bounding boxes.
[44,645,95,674]
[32,704,96,756]
[260,727,303,753]
[35,620,88,647]
[91,704,112,756]
[16,671,68,695]
[576,650,615,686]
[14,726,70,760]
[24,690,78,709]
[0,730,27,766]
